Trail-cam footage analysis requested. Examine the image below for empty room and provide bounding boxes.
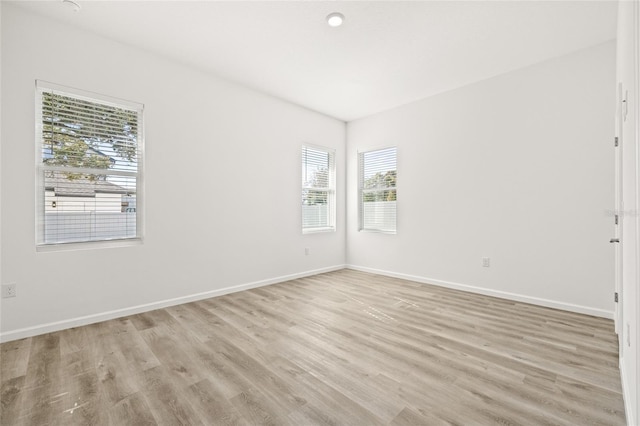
[1,0,639,425]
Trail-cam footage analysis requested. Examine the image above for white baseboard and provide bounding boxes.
[1,263,615,342]
[620,360,636,426]
[347,265,614,319]
[0,264,346,343]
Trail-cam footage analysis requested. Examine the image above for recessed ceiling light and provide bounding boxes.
[62,0,81,12]
[326,12,345,28]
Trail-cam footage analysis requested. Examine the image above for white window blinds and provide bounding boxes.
[36,81,144,245]
[359,147,397,233]
[302,145,336,233]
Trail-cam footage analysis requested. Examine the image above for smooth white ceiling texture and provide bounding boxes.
[12,1,618,121]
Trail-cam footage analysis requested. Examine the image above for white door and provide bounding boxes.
[614,82,624,338]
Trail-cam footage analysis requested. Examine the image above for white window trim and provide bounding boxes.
[35,80,145,249]
[302,144,336,234]
[358,146,397,234]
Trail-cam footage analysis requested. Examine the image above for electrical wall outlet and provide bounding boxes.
[305,247,311,256]
[2,283,17,298]
[482,257,490,267]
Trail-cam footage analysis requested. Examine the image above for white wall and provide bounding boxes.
[0,2,621,347]
[617,1,640,424]
[347,41,616,318]
[0,4,345,340]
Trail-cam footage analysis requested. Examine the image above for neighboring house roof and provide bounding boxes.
[45,172,130,197]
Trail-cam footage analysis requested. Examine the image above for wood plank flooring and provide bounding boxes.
[1,269,626,425]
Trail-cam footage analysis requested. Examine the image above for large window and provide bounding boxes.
[36,81,144,246]
[359,147,397,233]
[302,145,335,233]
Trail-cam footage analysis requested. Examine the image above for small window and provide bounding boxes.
[359,147,397,233]
[302,145,336,233]
[36,81,144,246]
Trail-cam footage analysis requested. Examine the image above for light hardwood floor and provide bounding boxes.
[1,269,626,425]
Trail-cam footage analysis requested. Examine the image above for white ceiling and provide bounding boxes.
[13,1,618,121]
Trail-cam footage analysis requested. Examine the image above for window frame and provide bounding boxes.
[35,80,145,250]
[358,146,397,234]
[301,144,336,234]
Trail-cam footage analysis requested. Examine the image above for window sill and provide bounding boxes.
[359,229,397,234]
[303,227,336,235]
[36,238,143,253]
